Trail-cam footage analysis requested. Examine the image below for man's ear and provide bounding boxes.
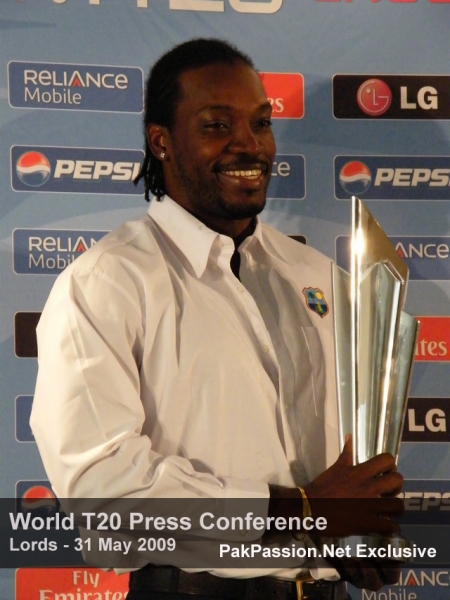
[146,124,170,161]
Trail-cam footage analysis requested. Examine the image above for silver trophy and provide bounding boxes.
[329,196,418,557]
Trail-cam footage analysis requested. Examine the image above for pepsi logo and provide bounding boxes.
[16,151,51,187]
[339,161,372,195]
[21,485,57,517]
[356,79,392,117]
[11,146,145,195]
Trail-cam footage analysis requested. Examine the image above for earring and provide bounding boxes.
[160,152,166,159]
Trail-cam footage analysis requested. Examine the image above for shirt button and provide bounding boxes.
[237,286,245,293]
[261,344,270,354]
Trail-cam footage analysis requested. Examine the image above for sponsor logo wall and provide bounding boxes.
[258,73,304,119]
[15,568,129,599]
[13,229,108,274]
[11,147,144,194]
[333,75,450,120]
[2,1,450,598]
[403,398,450,441]
[361,569,450,600]
[335,156,450,200]
[8,62,143,113]
[336,236,450,280]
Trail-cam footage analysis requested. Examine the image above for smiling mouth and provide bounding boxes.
[220,169,263,179]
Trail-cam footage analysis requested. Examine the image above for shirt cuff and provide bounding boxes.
[309,566,341,581]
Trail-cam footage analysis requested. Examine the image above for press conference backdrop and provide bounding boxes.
[2,1,450,598]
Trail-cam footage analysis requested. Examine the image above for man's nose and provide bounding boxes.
[228,123,261,154]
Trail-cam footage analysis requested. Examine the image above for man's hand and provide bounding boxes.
[267,437,405,589]
[304,436,403,499]
[268,437,404,538]
[327,556,401,591]
[303,436,404,590]
[303,436,404,537]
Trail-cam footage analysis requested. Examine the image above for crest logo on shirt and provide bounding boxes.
[302,287,329,318]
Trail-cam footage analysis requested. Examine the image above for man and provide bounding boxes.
[31,39,403,599]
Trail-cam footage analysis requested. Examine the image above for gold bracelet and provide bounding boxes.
[297,486,312,540]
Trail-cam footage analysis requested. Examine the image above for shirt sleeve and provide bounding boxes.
[30,263,269,509]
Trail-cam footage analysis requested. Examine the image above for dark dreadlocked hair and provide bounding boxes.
[134,38,254,202]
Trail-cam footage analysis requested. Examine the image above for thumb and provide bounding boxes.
[339,433,353,464]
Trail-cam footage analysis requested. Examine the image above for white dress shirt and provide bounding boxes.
[31,196,340,578]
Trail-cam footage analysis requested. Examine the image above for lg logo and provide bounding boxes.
[401,85,438,110]
[402,398,450,441]
[333,75,449,120]
[357,79,438,117]
[357,79,392,117]
[408,408,447,433]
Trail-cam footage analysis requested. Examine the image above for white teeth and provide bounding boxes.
[222,169,262,178]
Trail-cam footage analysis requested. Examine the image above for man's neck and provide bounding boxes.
[232,218,257,249]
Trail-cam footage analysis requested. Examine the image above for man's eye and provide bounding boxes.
[257,119,272,128]
[205,122,229,130]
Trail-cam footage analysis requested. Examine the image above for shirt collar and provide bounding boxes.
[147,195,265,278]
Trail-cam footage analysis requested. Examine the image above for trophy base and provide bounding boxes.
[319,534,413,563]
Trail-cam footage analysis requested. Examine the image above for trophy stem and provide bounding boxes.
[332,197,419,560]
[349,197,412,465]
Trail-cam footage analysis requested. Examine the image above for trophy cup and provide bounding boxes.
[329,196,418,557]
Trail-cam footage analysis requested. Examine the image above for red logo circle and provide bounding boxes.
[357,79,392,117]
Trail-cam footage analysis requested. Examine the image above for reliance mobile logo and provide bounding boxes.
[397,569,450,587]
[333,75,449,120]
[11,146,144,195]
[335,236,450,280]
[258,73,304,119]
[362,570,450,600]
[335,156,450,200]
[13,229,108,275]
[8,61,143,113]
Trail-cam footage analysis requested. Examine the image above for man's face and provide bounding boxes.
[159,62,276,235]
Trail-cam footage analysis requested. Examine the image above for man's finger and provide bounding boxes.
[337,434,353,466]
[358,453,397,479]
